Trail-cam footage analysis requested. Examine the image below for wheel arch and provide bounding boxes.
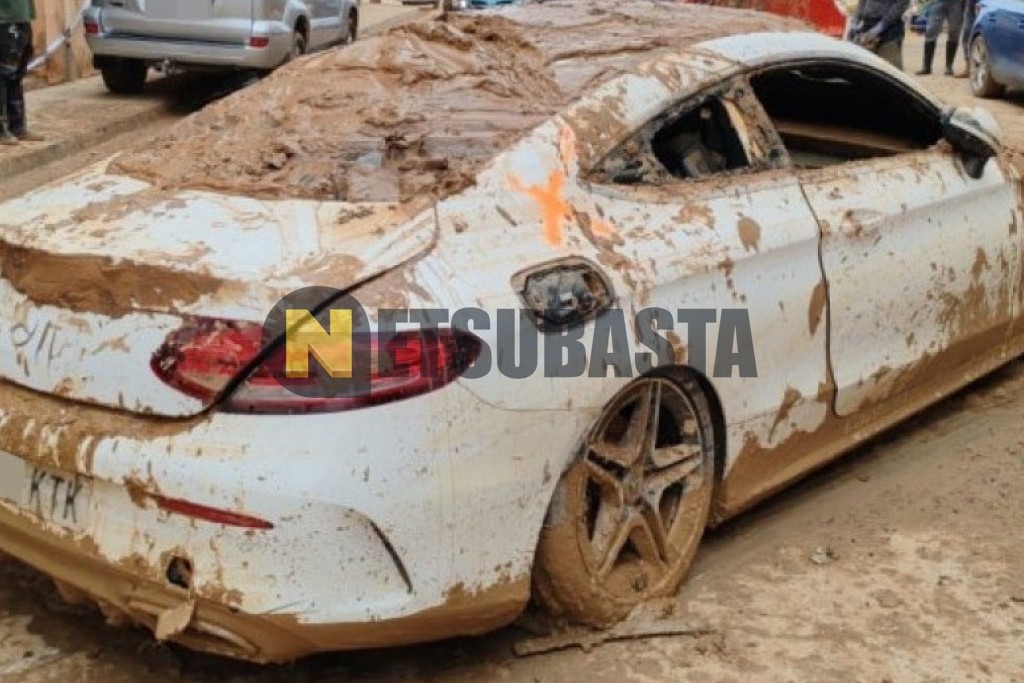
[294,13,310,39]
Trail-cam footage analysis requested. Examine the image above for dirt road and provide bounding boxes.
[0,33,1022,683]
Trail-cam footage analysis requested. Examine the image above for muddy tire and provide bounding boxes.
[969,35,1005,99]
[287,27,307,63]
[533,371,716,627]
[100,59,147,95]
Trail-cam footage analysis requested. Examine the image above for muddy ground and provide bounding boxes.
[1,35,1023,683]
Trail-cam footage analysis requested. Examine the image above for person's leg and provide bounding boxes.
[877,38,904,70]
[960,0,977,70]
[918,0,947,74]
[0,24,20,144]
[945,0,965,74]
[8,24,38,140]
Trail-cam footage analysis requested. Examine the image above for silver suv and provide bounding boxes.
[84,0,360,94]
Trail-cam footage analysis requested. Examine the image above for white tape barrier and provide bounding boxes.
[27,0,92,72]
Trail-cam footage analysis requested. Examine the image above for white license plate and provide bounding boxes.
[0,451,92,532]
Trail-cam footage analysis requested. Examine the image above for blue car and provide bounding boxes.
[969,0,1024,98]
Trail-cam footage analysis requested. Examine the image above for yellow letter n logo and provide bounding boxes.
[285,309,354,379]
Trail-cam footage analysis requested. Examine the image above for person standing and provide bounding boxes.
[916,0,966,76]
[957,0,979,77]
[848,0,910,70]
[0,0,41,145]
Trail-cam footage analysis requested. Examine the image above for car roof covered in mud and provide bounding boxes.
[112,0,806,204]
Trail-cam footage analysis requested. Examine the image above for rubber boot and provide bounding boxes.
[5,78,38,140]
[917,40,936,75]
[944,39,959,76]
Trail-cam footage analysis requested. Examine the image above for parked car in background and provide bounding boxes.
[84,0,360,94]
[968,0,1024,97]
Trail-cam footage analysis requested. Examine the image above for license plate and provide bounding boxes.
[0,450,91,532]
[147,0,211,20]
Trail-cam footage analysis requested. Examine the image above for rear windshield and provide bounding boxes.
[111,17,567,204]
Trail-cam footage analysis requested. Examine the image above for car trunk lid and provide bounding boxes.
[0,163,436,418]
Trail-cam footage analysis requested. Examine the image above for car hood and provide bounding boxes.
[0,162,437,417]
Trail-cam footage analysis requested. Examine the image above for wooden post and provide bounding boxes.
[32,0,94,84]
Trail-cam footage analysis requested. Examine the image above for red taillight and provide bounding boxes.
[151,318,482,414]
[248,35,270,48]
[151,318,264,404]
[83,17,99,35]
[153,495,274,530]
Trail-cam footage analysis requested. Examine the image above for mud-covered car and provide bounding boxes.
[0,0,1021,663]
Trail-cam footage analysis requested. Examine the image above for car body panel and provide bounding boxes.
[803,152,1020,417]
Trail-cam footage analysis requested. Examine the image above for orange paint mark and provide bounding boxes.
[508,169,573,247]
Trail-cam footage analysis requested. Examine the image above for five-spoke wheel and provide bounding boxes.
[534,372,715,626]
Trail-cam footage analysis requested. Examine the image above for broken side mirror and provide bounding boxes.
[942,107,1000,180]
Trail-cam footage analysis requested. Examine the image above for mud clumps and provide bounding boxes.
[111,0,806,204]
[113,16,563,204]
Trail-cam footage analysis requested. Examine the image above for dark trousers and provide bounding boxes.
[961,0,978,55]
[0,23,32,135]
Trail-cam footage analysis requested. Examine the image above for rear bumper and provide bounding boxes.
[0,376,566,659]
[84,22,291,70]
[0,503,527,662]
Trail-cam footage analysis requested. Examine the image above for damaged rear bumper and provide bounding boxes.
[0,503,527,662]
[0,504,308,661]
[0,377,558,660]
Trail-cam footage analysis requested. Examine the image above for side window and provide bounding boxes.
[592,84,770,186]
[750,64,944,170]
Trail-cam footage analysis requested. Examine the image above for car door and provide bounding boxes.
[583,79,833,492]
[750,60,1021,418]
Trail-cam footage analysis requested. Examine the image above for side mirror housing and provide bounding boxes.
[941,107,1000,179]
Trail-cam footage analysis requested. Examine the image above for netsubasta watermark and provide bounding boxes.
[276,301,757,389]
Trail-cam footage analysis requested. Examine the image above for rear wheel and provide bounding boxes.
[970,35,1005,99]
[287,27,307,62]
[100,59,147,95]
[533,372,715,627]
